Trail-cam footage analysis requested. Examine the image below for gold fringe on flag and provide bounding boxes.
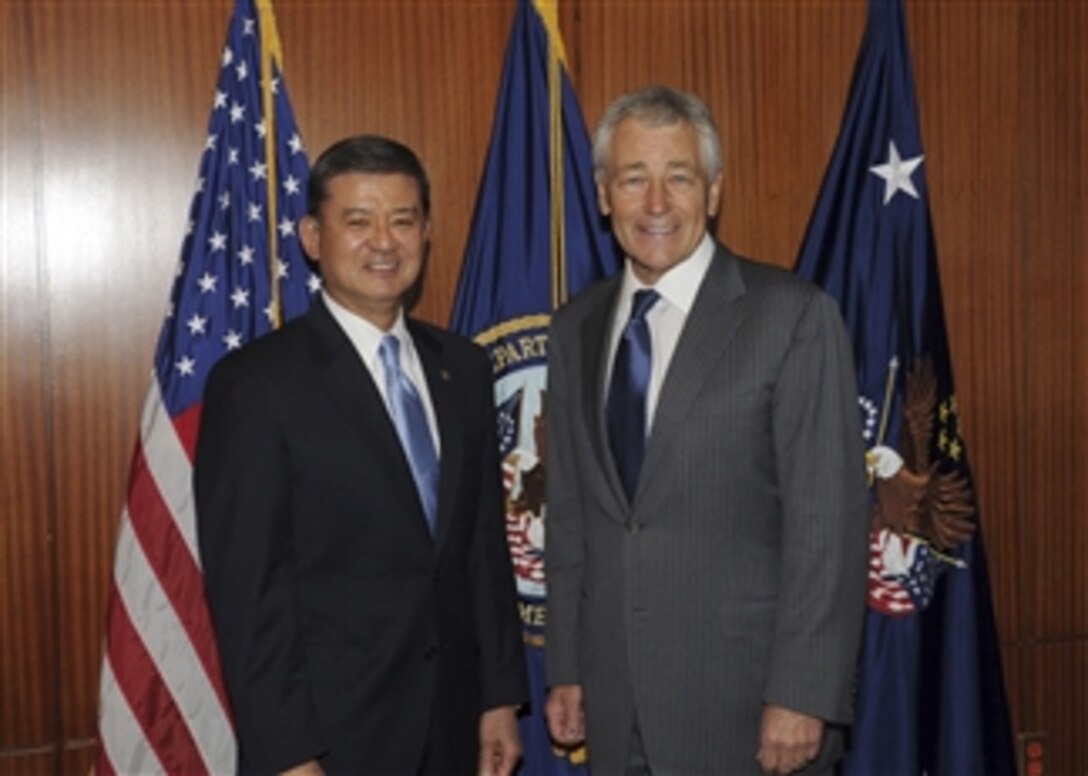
[257,0,284,328]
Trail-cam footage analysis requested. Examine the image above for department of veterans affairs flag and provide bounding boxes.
[794,0,1015,773]
[450,0,618,771]
[95,1,316,772]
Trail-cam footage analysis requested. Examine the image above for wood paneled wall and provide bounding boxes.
[2,1,1084,773]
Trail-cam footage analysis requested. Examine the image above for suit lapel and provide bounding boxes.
[637,246,749,501]
[580,278,629,512]
[306,301,435,545]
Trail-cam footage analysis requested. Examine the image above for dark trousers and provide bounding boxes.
[418,702,458,776]
[626,716,653,776]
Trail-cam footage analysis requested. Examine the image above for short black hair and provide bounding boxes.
[306,135,431,218]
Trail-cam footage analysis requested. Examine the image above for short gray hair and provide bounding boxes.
[592,85,723,183]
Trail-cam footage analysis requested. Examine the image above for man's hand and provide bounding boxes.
[756,705,823,774]
[478,705,522,776]
[545,684,585,747]
[278,761,324,776]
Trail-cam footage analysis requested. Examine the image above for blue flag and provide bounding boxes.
[794,1,1015,773]
[450,1,618,771]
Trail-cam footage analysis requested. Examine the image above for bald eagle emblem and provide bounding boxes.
[865,359,976,615]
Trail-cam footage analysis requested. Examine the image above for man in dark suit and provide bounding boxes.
[195,135,527,775]
[543,86,870,774]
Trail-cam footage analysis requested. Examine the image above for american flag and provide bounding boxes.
[95,1,316,772]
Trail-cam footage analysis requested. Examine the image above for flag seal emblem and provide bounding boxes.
[477,316,550,599]
[863,359,974,616]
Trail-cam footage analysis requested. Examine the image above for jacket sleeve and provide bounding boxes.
[195,357,326,771]
[764,289,871,724]
[465,344,530,710]
[542,316,585,687]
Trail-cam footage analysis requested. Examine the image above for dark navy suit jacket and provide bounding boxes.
[196,299,526,773]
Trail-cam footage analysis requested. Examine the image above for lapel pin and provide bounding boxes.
[440,369,452,382]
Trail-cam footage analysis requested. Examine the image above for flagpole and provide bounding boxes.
[257,0,282,328]
[535,0,567,310]
[875,355,899,445]
[449,3,618,767]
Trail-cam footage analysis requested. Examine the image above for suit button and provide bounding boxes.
[628,523,640,535]
[423,645,439,660]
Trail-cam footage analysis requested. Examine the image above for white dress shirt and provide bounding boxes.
[605,233,715,432]
[323,292,441,455]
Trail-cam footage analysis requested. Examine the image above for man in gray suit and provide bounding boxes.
[543,86,870,774]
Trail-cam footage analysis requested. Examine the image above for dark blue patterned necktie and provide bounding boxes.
[379,334,439,534]
[606,289,660,501]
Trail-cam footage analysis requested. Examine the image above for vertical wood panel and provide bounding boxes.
[1024,640,1088,775]
[1012,4,1088,764]
[30,0,235,748]
[0,0,59,765]
[1077,8,1088,765]
[909,0,1026,674]
[571,1,866,269]
[276,0,513,326]
[1016,0,1087,639]
[0,1,1086,772]
[0,752,54,776]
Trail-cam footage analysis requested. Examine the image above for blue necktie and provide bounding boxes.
[606,289,659,501]
[379,334,440,534]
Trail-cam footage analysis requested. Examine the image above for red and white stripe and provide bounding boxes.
[502,458,518,493]
[867,529,916,616]
[96,380,235,774]
[507,521,547,585]
[501,458,546,588]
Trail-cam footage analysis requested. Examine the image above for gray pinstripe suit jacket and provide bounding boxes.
[544,242,870,774]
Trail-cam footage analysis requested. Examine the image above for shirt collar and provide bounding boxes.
[619,232,715,315]
[322,291,409,366]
